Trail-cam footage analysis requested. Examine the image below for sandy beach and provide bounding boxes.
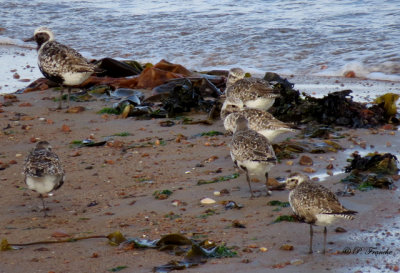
[1,66,400,273]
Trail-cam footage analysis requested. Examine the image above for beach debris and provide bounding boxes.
[200,198,216,205]
[69,139,107,147]
[267,200,290,207]
[374,93,399,117]
[223,200,243,210]
[197,173,240,185]
[153,189,173,200]
[269,80,396,128]
[342,152,398,190]
[96,57,143,77]
[344,152,399,175]
[280,244,294,251]
[273,215,298,223]
[107,266,128,272]
[273,139,342,160]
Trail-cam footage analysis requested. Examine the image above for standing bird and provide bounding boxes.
[25,26,97,109]
[24,141,64,216]
[221,68,280,113]
[223,108,299,143]
[230,116,277,197]
[285,173,357,254]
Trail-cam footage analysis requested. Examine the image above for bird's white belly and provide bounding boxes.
[238,160,273,177]
[315,214,339,226]
[258,128,296,143]
[62,72,92,86]
[26,175,61,194]
[245,98,275,110]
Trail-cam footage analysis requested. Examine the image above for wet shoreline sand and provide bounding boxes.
[1,72,400,272]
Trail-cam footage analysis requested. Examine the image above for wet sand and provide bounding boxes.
[0,83,399,273]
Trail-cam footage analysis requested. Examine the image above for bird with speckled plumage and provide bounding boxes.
[24,141,64,216]
[25,26,97,109]
[285,173,357,254]
[221,68,280,113]
[222,107,299,143]
[230,116,277,197]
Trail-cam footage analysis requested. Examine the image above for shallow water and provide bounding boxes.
[1,0,400,93]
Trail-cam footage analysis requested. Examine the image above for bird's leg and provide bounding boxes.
[309,224,313,254]
[67,87,71,109]
[265,172,272,196]
[323,226,327,254]
[58,87,64,109]
[39,194,48,217]
[245,170,255,198]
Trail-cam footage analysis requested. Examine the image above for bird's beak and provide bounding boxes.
[23,36,35,42]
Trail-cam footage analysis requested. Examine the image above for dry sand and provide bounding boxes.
[0,83,399,273]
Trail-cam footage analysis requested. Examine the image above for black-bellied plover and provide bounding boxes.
[230,116,277,197]
[25,26,97,109]
[285,173,357,254]
[223,108,299,143]
[222,68,280,113]
[24,141,64,216]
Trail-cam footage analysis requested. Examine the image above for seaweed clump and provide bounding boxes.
[341,152,398,190]
[268,73,395,128]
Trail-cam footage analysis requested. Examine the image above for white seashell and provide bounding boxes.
[200,197,216,205]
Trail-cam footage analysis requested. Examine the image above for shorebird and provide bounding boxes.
[24,141,64,216]
[285,173,357,254]
[25,26,97,109]
[223,108,299,143]
[230,116,277,197]
[221,68,280,113]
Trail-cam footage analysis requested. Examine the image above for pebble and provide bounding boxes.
[259,247,268,252]
[290,258,304,265]
[200,197,216,205]
[213,191,221,196]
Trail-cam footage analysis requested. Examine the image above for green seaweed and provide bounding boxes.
[273,215,297,223]
[107,266,128,272]
[113,132,131,137]
[267,200,290,207]
[197,173,239,185]
[208,245,238,258]
[153,189,173,199]
[200,131,224,137]
[97,107,121,115]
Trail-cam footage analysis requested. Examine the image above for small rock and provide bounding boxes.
[303,167,316,173]
[280,244,294,251]
[61,124,71,133]
[259,247,268,252]
[344,70,356,78]
[326,163,334,169]
[299,155,313,166]
[13,73,20,79]
[213,191,221,196]
[66,106,85,113]
[335,227,347,233]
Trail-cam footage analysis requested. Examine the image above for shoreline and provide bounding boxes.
[1,45,400,104]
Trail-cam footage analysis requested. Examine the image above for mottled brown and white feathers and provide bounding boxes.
[28,26,96,86]
[224,108,299,143]
[230,117,277,181]
[24,141,64,195]
[222,68,280,112]
[286,173,357,226]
